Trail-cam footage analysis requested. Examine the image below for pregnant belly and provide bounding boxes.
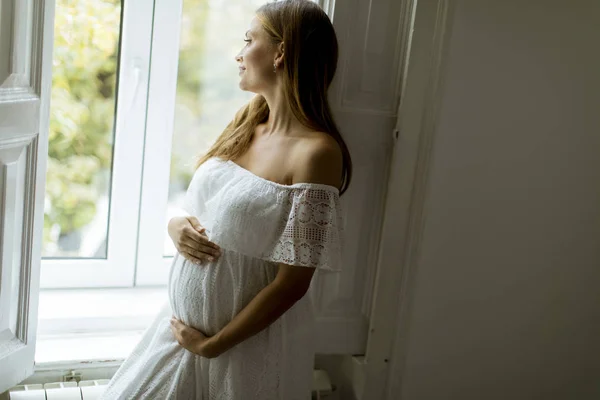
[167,251,274,336]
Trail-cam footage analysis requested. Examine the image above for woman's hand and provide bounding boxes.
[168,216,221,265]
[170,317,222,359]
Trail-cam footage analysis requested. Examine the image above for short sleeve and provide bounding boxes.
[260,187,344,271]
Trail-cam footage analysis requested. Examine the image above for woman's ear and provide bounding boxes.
[275,42,285,65]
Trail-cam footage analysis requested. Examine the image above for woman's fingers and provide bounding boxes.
[180,251,216,266]
[186,216,205,234]
[180,244,220,263]
[197,243,221,259]
[179,250,204,266]
[183,226,220,251]
[181,237,221,258]
[185,245,217,261]
[176,221,221,266]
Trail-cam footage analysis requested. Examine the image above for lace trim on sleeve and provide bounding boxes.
[261,188,344,271]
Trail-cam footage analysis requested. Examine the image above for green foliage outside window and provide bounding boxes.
[45,0,121,251]
[45,0,210,255]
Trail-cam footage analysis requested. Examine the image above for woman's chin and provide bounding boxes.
[238,81,254,93]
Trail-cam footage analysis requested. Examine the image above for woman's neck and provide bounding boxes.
[261,88,306,136]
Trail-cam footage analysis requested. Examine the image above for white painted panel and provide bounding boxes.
[0,0,14,84]
[0,139,34,386]
[333,0,410,114]
[308,0,411,355]
[0,0,54,393]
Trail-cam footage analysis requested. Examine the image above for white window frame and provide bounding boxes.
[134,0,184,286]
[40,0,154,288]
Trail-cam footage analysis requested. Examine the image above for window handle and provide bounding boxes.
[126,62,143,115]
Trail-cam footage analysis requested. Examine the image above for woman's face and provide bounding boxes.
[235,17,279,93]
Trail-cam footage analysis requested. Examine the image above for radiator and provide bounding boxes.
[9,380,109,400]
[9,370,337,400]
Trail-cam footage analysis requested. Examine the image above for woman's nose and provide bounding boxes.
[235,53,242,62]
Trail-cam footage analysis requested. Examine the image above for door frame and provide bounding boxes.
[359,0,456,399]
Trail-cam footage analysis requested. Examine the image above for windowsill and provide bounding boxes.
[35,332,143,366]
[36,287,168,365]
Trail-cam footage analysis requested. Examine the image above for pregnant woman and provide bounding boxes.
[100,0,351,398]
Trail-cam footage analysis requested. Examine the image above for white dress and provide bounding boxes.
[99,157,344,400]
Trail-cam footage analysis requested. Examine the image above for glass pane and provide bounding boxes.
[164,0,264,256]
[43,0,122,258]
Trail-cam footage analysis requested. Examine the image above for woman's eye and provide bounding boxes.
[244,39,251,44]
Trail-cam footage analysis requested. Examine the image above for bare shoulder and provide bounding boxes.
[291,132,343,188]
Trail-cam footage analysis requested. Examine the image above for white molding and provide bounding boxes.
[0,0,42,98]
[394,0,418,109]
[0,0,14,84]
[29,0,46,94]
[356,1,456,399]
[357,0,416,332]
[0,101,40,138]
[19,137,38,345]
[0,141,31,348]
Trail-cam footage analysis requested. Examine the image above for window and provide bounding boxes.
[43,0,122,260]
[41,0,153,288]
[41,0,266,289]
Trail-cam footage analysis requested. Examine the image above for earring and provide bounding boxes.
[273,63,277,73]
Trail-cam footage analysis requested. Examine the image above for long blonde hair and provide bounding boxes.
[197,0,352,194]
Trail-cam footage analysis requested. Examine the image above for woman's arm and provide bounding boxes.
[201,264,315,357]
[201,140,343,357]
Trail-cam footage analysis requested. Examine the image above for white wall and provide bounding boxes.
[397,1,600,399]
